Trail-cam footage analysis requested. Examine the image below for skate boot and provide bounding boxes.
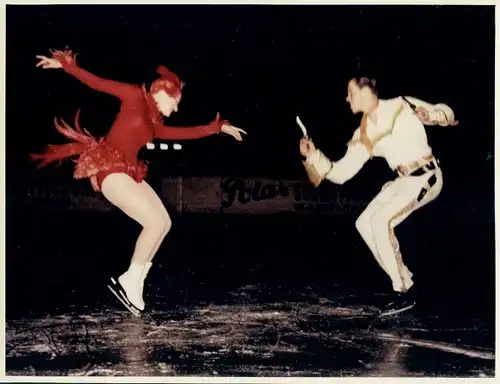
[138,261,153,309]
[108,262,146,316]
[108,265,141,316]
[380,287,417,317]
[118,262,146,311]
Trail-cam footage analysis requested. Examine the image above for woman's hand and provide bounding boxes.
[221,124,247,141]
[300,137,316,157]
[36,54,62,69]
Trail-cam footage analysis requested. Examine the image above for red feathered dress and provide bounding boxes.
[30,49,227,192]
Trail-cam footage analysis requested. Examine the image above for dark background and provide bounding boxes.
[5,5,495,325]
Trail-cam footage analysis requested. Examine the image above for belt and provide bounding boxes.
[396,156,440,177]
[396,156,441,203]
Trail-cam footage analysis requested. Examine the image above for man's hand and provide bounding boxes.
[416,106,459,126]
[300,137,316,157]
[415,107,430,123]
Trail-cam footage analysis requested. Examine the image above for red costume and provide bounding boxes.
[30,48,228,191]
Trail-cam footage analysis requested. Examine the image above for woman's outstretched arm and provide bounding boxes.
[36,48,139,100]
[154,113,247,141]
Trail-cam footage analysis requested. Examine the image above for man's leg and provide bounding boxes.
[370,171,443,314]
[355,180,413,283]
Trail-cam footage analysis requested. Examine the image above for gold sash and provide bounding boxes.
[302,102,404,187]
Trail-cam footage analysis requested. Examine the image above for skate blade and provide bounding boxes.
[108,284,141,317]
[110,277,145,312]
[108,280,141,317]
[379,302,415,317]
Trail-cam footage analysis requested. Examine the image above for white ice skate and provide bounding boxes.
[107,262,146,316]
[107,277,141,316]
[138,261,153,310]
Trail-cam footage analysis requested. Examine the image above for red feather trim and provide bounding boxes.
[29,109,97,169]
[50,47,78,66]
[30,109,148,183]
[156,65,172,77]
[152,65,184,96]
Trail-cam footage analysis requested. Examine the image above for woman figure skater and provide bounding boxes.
[32,48,247,315]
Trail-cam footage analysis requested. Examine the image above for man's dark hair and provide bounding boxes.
[351,76,378,96]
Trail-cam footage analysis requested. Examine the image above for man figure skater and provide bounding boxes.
[299,76,457,316]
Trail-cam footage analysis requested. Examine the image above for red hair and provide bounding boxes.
[150,65,184,97]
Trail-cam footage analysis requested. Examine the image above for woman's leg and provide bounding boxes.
[101,173,171,310]
[132,180,173,302]
[136,180,172,262]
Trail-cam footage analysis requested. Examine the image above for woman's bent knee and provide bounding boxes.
[146,214,170,235]
[146,210,171,235]
[163,214,172,233]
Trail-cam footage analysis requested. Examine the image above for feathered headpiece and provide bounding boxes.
[150,65,184,97]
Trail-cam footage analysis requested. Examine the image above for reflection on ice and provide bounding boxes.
[5,286,495,377]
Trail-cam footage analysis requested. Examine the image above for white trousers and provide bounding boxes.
[355,168,443,292]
